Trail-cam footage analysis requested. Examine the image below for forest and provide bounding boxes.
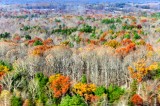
[0,9,160,106]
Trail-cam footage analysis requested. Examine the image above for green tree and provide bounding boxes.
[25,35,31,40]
[11,96,23,106]
[59,95,87,106]
[106,84,125,103]
[81,74,87,83]
[94,86,107,96]
[33,40,43,46]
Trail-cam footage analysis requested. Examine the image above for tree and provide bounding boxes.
[59,95,87,106]
[11,96,23,106]
[94,86,107,96]
[131,94,143,105]
[25,35,31,40]
[50,74,71,98]
[33,40,43,46]
[80,24,93,33]
[106,84,125,103]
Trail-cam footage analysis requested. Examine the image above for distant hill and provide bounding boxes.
[0,0,160,4]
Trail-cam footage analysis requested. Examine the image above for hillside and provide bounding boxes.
[0,1,160,106]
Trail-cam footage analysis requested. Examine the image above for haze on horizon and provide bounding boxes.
[0,0,160,4]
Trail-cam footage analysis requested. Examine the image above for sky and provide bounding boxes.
[0,0,160,4]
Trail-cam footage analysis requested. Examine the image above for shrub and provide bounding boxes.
[11,96,23,106]
[94,86,107,96]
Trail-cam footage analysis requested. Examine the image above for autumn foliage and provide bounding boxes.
[105,40,121,49]
[50,74,71,98]
[0,71,5,79]
[121,39,133,46]
[131,94,143,105]
[1,10,160,105]
[72,82,97,102]
[146,44,154,51]
[0,65,9,79]
[84,94,99,103]
[31,45,53,56]
[128,60,158,82]
[116,43,135,56]
[43,38,53,45]
[27,37,43,46]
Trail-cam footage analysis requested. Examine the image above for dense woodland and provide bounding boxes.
[0,12,160,106]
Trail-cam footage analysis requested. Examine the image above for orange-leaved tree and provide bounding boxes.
[131,94,143,105]
[50,74,71,98]
[31,45,53,56]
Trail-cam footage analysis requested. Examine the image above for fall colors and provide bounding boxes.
[1,1,160,106]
